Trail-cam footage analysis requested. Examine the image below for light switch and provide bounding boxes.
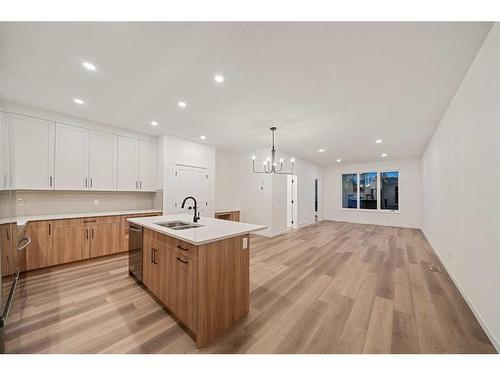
[242,237,248,249]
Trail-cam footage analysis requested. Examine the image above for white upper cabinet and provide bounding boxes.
[138,141,157,192]
[0,113,6,191]
[10,113,55,190]
[54,123,89,190]
[89,131,117,191]
[117,137,139,191]
[8,111,157,192]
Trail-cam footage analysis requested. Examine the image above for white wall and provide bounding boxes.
[322,158,421,228]
[215,150,322,237]
[421,24,500,351]
[160,134,216,217]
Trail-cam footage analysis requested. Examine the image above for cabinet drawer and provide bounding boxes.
[51,218,85,227]
[174,239,198,260]
[94,215,121,224]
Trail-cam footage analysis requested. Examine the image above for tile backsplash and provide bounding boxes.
[15,190,163,216]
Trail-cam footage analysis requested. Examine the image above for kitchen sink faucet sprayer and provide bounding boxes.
[181,196,200,223]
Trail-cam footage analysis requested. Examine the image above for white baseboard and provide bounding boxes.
[421,228,499,353]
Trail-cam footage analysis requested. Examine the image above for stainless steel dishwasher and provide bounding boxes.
[128,223,143,283]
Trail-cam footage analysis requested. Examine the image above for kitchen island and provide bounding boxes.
[127,214,265,348]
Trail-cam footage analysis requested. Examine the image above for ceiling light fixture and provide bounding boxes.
[200,135,206,140]
[83,62,96,71]
[73,98,84,105]
[336,159,341,163]
[318,149,325,153]
[376,139,383,144]
[150,121,158,126]
[381,153,388,157]
[214,74,224,83]
[252,127,294,175]
[178,101,187,108]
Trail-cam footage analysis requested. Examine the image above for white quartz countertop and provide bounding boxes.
[12,209,162,227]
[128,213,266,246]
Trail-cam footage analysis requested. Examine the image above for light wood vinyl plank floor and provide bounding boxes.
[3,221,496,354]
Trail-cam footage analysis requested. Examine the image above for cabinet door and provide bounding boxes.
[159,248,176,309]
[173,255,197,331]
[192,169,209,215]
[0,223,17,276]
[89,131,117,191]
[51,221,89,264]
[142,229,158,294]
[89,219,121,258]
[10,113,55,190]
[138,141,157,191]
[117,137,139,191]
[174,166,193,213]
[25,221,52,270]
[55,123,89,190]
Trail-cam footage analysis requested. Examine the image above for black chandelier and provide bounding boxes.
[252,127,295,174]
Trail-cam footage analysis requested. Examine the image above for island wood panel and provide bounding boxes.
[196,234,249,348]
[25,220,52,270]
[142,228,159,296]
[173,254,197,332]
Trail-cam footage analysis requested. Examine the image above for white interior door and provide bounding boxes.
[138,141,157,191]
[192,169,209,215]
[174,165,194,213]
[54,123,89,190]
[89,130,117,191]
[10,113,55,190]
[117,137,139,191]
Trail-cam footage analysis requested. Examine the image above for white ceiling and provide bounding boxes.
[0,22,492,165]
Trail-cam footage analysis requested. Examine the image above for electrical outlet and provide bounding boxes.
[94,199,99,206]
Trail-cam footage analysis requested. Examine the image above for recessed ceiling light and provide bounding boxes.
[82,61,96,71]
[200,135,206,140]
[318,149,325,153]
[381,153,388,157]
[336,159,341,163]
[178,101,187,108]
[150,121,158,126]
[214,74,224,83]
[73,98,84,105]
[376,139,383,144]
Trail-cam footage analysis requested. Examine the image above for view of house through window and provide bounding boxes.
[360,172,377,209]
[342,171,399,211]
[381,171,399,210]
[341,173,357,208]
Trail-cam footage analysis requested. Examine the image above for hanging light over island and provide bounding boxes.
[252,127,295,174]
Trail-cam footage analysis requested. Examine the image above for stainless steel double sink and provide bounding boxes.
[155,220,203,230]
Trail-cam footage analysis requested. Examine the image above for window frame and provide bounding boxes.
[339,169,401,214]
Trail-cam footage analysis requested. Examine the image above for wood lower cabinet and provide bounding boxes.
[21,212,159,273]
[0,223,18,276]
[51,219,90,264]
[89,217,121,257]
[214,210,240,222]
[141,228,249,348]
[26,221,52,270]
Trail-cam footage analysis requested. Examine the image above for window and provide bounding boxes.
[341,170,399,212]
[342,173,357,208]
[360,172,377,209]
[381,171,399,210]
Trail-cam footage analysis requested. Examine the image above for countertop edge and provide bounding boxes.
[13,209,163,227]
[128,218,266,246]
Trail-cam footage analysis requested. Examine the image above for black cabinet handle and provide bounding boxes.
[91,228,94,238]
[48,223,51,235]
[151,248,155,263]
[176,257,188,264]
[177,245,189,251]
